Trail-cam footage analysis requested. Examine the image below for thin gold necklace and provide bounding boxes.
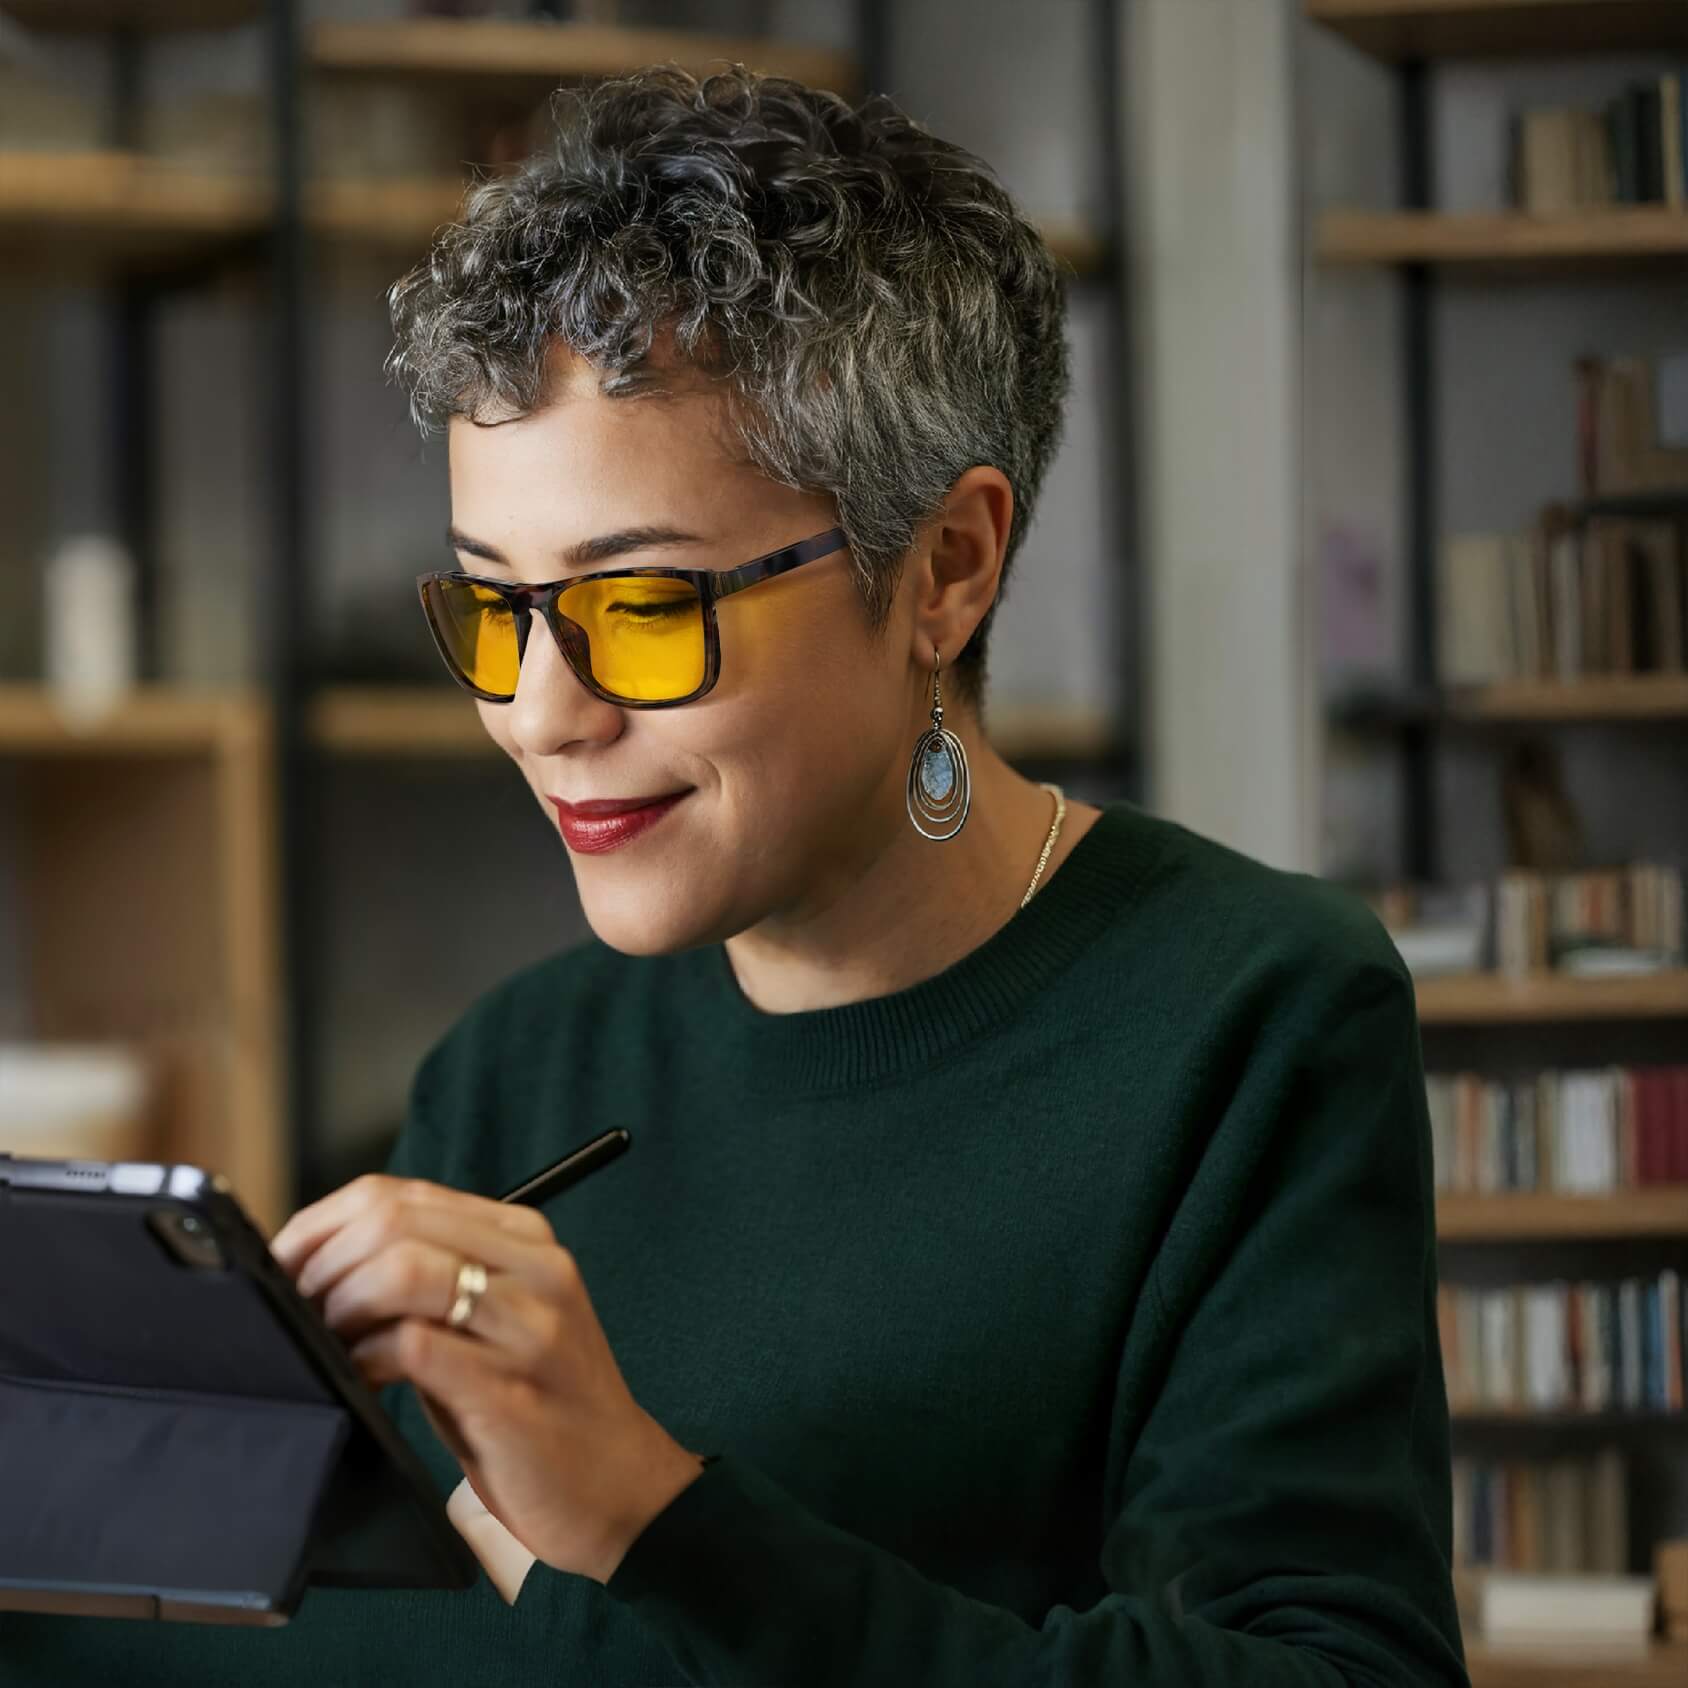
[1021,783,1067,907]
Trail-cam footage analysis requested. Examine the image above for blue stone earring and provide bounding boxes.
[906,644,971,841]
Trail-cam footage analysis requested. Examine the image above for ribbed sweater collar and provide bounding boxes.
[694,799,1163,1095]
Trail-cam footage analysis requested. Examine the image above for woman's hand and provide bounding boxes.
[267,1174,707,1586]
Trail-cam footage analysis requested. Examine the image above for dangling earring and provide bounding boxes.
[906,643,971,840]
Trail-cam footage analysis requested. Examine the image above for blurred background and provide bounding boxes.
[1,0,1687,1672]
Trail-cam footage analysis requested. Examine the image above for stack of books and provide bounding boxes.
[1364,868,1684,978]
[1495,864,1683,975]
[1577,354,1688,501]
[1427,1064,1688,1194]
[1510,73,1688,211]
[1439,516,1685,685]
[1439,1271,1686,1415]
[1478,1571,1657,1657]
[1453,1448,1628,1571]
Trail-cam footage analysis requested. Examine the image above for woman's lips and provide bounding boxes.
[549,792,690,854]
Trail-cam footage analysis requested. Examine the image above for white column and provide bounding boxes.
[1126,0,1313,871]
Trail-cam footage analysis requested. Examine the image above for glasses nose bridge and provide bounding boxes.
[501,584,596,705]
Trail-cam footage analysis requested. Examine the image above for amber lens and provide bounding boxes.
[560,575,706,702]
[424,577,521,697]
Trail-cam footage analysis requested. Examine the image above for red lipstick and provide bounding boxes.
[549,791,690,854]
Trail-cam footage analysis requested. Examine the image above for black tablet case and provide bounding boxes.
[0,1169,480,1624]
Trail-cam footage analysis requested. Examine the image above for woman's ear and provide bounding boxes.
[912,466,1014,672]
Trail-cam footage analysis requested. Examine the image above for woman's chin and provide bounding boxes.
[579,895,720,959]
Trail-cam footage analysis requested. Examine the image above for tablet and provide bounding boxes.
[0,1153,481,1626]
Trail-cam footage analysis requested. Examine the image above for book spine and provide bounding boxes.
[1665,74,1686,208]
[1614,90,1641,203]
[1638,83,1663,203]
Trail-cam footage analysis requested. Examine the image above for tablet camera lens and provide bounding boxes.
[144,1207,227,1271]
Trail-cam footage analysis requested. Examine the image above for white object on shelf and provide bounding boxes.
[1559,946,1674,977]
[42,533,138,730]
[1480,1571,1656,1644]
[0,1043,151,1164]
[1386,922,1485,979]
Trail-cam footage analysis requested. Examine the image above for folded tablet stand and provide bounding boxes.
[0,1372,352,1625]
[0,1171,480,1625]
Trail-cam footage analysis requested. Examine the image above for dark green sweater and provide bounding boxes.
[2,799,1469,1686]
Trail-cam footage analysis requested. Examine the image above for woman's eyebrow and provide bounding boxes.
[445,523,712,570]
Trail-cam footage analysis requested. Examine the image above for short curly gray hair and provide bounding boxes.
[384,62,1072,712]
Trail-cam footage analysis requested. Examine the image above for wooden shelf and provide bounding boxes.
[1448,674,1688,720]
[308,684,1122,764]
[306,176,483,254]
[308,18,861,98]
[1308,0,1688,62]
[1316,207,1688,271]
[1333,673,1688,728]
[1415,970,1688,1023]
[0,683,264,756]
[1,0,258,28]
[1452,1407,1688,1425]
[308,686,491,759]
[1438,1188,1688,1239]
[1466,1637,1688,1688]
[0,151,266,275]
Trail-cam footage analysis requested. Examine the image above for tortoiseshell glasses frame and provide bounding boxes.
[416,525,850,708]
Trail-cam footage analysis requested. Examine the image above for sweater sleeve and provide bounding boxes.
[601,958,1471,1687]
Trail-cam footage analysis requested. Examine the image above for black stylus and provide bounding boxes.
[496,1128,631,1207]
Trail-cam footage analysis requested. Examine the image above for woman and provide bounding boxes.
[2,63,1468,1688]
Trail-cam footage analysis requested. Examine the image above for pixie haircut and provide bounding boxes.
[384,62,1072,711]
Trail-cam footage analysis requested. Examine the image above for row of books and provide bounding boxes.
[1452,1448,1627,1573]
[1439,1272,1686,1416]
[1427,1064,1688,1195]
[1371,867,1685,978]
[1509,75,1687,213]
[1438,516,1685,685]
[1577,355,1688,501]
[1495,864,1684,975]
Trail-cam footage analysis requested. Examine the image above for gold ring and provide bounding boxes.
[446,1259,488,1330]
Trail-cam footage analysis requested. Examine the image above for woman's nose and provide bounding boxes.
[504,608,622,757]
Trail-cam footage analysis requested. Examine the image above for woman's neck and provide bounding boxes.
[721,732,1104,1015]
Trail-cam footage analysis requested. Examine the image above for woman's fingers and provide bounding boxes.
[270,1173,550,1280]
[291,1187,565,1307]
[320,1235,550,1356]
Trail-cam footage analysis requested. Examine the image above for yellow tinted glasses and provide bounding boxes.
[417,526,849,707]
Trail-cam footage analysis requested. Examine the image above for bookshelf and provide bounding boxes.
[1416,969,1688,1023]
[1332,673,1688,732]
[0,152,268,277]
[307,17,860,96]
[1318,206,1688,271]
[1438,1189,1688,1239]
[1308,0,1688,1675]
[0,686,286,1234]
[1446,675,1688,720]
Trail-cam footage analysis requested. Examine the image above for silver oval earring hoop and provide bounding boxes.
[906,644,972,841]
